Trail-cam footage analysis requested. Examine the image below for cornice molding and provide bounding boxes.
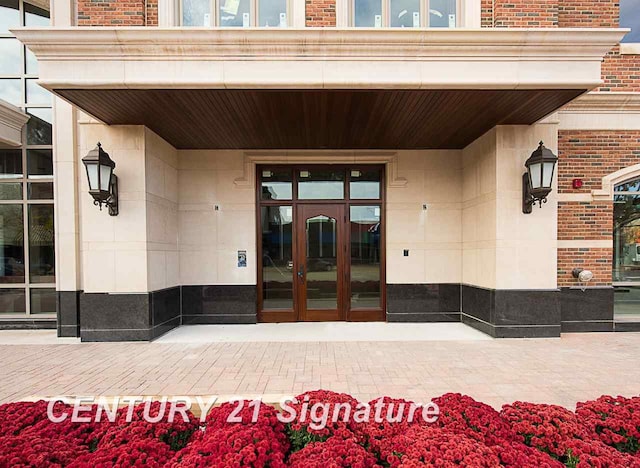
[13,27,625,61]
[560,92,640,114]
[0,99,29,147]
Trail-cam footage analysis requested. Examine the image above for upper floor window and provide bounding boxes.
[352,0,457,27]
[620,0,640,43]
[182,0,289,27]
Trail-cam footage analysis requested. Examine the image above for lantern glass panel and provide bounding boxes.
[85,162,98,191]
[542,161,555,188]
[529,162,542,189]
[100,164,112,192]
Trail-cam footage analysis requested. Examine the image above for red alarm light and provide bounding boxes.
[572,178,583,189]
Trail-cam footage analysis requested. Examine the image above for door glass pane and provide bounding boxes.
[27,149,53,178]
[261,206,293,310]
[261,168,292,200]
[429,0,456,27]
[0,38,21,75]
[259,0,286,27]
[350,168,381,199]
[183,0,211,25]
[0,204,24,284]
[0,0,20,35]
[390,0,419,27]
[220,0,250,26]
[0,289,25,313]
[0,79,21,106]
[26,108,53,145]
[0,183,22,200]
[29,204,55,283]
[24,2,50,26]
[354,0,381,26]
[0,149,22,179]
[30,288,56,314]
[306,215,337,309]
[26,78,51,105]
[298,169,345,200]
[350,206,381,309]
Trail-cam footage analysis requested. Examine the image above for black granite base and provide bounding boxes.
[387,284,460,322]
[79,286,181,342]
[57,291,81,337]
[560,287,614,333]
[0,319,56,330]
[614,322,640,332]
[182,285,257,324]
[462,285,561,338]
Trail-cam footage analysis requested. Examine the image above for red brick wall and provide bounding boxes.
[557,0,617,27]
[557,131,640,286]
[77,0,157,26]
[493,0,558,27]
[558,248,612,286]
[600,47,640,92]
[305,0,336,26]
[481,0,493,27]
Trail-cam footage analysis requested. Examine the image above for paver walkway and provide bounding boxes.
[0,330,638,409]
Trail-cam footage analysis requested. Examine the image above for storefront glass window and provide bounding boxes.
[298,169,345,200]
[350,205,381,309]
[0,0,55,316]
[259,0,286,26]
[613,177,640,321]
[354,0,382,26]
[350,168,381,199]
[182,0,288,26]
[353,0,456,27]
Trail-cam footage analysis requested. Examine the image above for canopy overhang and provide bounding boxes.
[13,27,627,149]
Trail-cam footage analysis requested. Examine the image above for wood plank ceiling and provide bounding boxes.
[57,89,584,150]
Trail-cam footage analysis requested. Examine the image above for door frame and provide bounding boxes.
[256,164,386,322]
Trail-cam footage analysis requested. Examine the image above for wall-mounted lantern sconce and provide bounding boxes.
[522,141,558,214]
[572,268,594,283]
[82,142,119,216]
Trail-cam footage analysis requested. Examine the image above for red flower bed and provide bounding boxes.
[2,391,640,467]
[576,395,640,454]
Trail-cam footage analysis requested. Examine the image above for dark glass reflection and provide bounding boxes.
[298,169,345,200]
[261,169,292,200]
[350,206,381,309]
[306,215,337,309]
[429,0,456,27]
[220,0,250,26]
[29,204,55,283]
[0,204,24,283]
[350,168,381,199]
[28,182,53,200]
[261,206,293,309]
[354,0,381,26]
[26,108,53,145]
[27,149,53,178]
[30,288,56,314]
[0,149,22,178]
[0,289,25,313]
[614,192,640,282]
[0,183,22,200]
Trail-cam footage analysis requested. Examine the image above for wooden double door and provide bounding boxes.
[258,166,385,323]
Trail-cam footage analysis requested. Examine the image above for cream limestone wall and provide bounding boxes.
[176,150,462,286]
[78,123,179,293]
[386,150,463,284]
[462,128,498,289]
[145,128,179,291]
[177,150,256,286]
[462,124,559,290]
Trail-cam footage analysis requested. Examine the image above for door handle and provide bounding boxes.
[297,267,304,280]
